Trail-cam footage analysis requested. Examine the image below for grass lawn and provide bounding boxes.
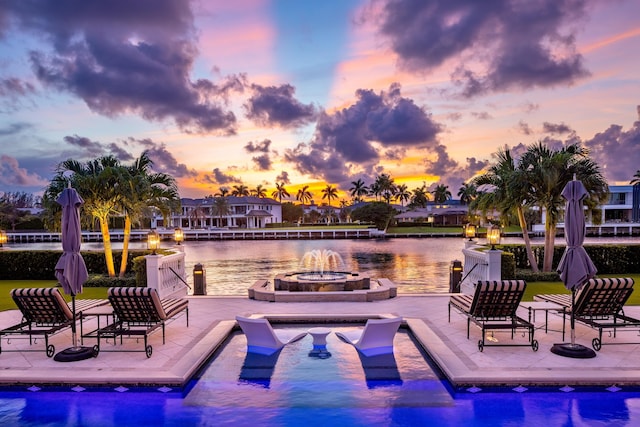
[522,274,640,304]
[2,274,638,312]
[0,281,109,312]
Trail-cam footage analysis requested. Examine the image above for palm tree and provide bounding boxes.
[189,204,207,228]
[44,156,122,276]
[339,199,351,222]
[519,142,608,271]
[631,170,640,185]
[349,179,369,202]
[215,187,229,197]
[409,184,430,208]
[251,184,267,198]
[271,182,290,203]
[432,184,452,204]
[117,152,179,277]
[212,196,231,228]
[369,181,381,201]
[231,184,250,197]
[321,184,339,207]
[296,185,313,205]
[375,173,396,204]
[472,148,538,272]
[457,182,477,205]
[394,184,411,207]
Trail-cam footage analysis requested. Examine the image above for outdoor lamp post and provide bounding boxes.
[464,224,476,241]
[147,230,160,255]
[487,226,501,250]
[0,230,7,248]
[174,227,184,245]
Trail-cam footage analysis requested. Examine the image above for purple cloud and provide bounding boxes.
[376,0,590,97]
[284,83,442,184]
[471,111,492,120]
[136,138,197,177]
[3,0,239,134]
[584,111,640,182]
[424,146,489,191]
[208,167,237,185]
[275,171,290,184]
[251,154,272,171]
[0,77,35,97]
[244,139,272,153]
[543,122,573,134]
[518,121,533,135]
[244,83,317,128]
[0,122,32,136]
[0,155,48,186]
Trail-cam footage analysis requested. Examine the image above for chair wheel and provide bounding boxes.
[46,345,55,358]
[145,345,153,358]
[478,340,484,352]
[532,340,539,351]
[92,345,100,357]
[592,338,602,351]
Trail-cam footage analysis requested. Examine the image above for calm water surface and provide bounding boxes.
[10,236,640,295]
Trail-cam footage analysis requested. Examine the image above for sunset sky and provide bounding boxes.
[1,0,639,201]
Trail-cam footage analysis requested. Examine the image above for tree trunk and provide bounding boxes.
[119,215,131,278]
[516,206,539,273]
[99,216,115,277]
[543,221,557,272]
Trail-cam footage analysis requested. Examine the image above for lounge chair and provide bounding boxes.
[535,277,638,350]
[0,288,108,357]
[335,317,402,357]
[448,280,538,351]
[235,316,307,356]
[93,287,189,358]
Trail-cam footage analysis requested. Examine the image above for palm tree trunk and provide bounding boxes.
[119,215,131,278]
[516,206,539,273]
[543,221,556,272]
[99,216,116,277]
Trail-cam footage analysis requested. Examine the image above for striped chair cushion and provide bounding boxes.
[469,280,527,318]
[11,287,73,323]
[573,277,634,316]
[107,287,188,323]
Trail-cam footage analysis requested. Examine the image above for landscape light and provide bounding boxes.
[174,227,184,245]
[487,226,501,250]
[147,230,160,255]
[464,224,476,241]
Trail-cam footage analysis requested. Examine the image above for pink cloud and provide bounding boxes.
[0,155,49,187]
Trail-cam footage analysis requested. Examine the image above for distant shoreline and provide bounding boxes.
[4,224,639,244]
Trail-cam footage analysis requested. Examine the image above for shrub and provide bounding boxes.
[515,269,560,282]
[85,274,137,288]
[0,250,150,280]
[501,244,640,274]
[501,252,516,280]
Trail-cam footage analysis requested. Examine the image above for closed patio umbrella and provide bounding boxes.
[551,177,598,358]
[53,186,95,362]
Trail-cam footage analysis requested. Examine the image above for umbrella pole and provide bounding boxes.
[550,288,596,359]
[54,293,97,362]
[71,295,78,348]
[570,289,576,346]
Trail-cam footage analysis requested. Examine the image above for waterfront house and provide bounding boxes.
[152,197,282,230]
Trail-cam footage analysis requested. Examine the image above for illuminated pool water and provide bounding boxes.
[1,327,640,426]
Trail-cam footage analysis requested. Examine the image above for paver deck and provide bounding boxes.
[1,295,640,388]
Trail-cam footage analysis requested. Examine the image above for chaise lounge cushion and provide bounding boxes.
[107,287,188,322]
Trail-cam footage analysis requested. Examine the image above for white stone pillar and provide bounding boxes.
[487,249,502,281]
[145,254,162,292]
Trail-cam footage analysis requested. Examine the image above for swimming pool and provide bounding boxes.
[0,327,639,426]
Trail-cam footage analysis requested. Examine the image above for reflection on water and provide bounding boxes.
[9,236,640,296]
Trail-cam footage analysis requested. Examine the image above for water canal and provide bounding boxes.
[9,236,640,295]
